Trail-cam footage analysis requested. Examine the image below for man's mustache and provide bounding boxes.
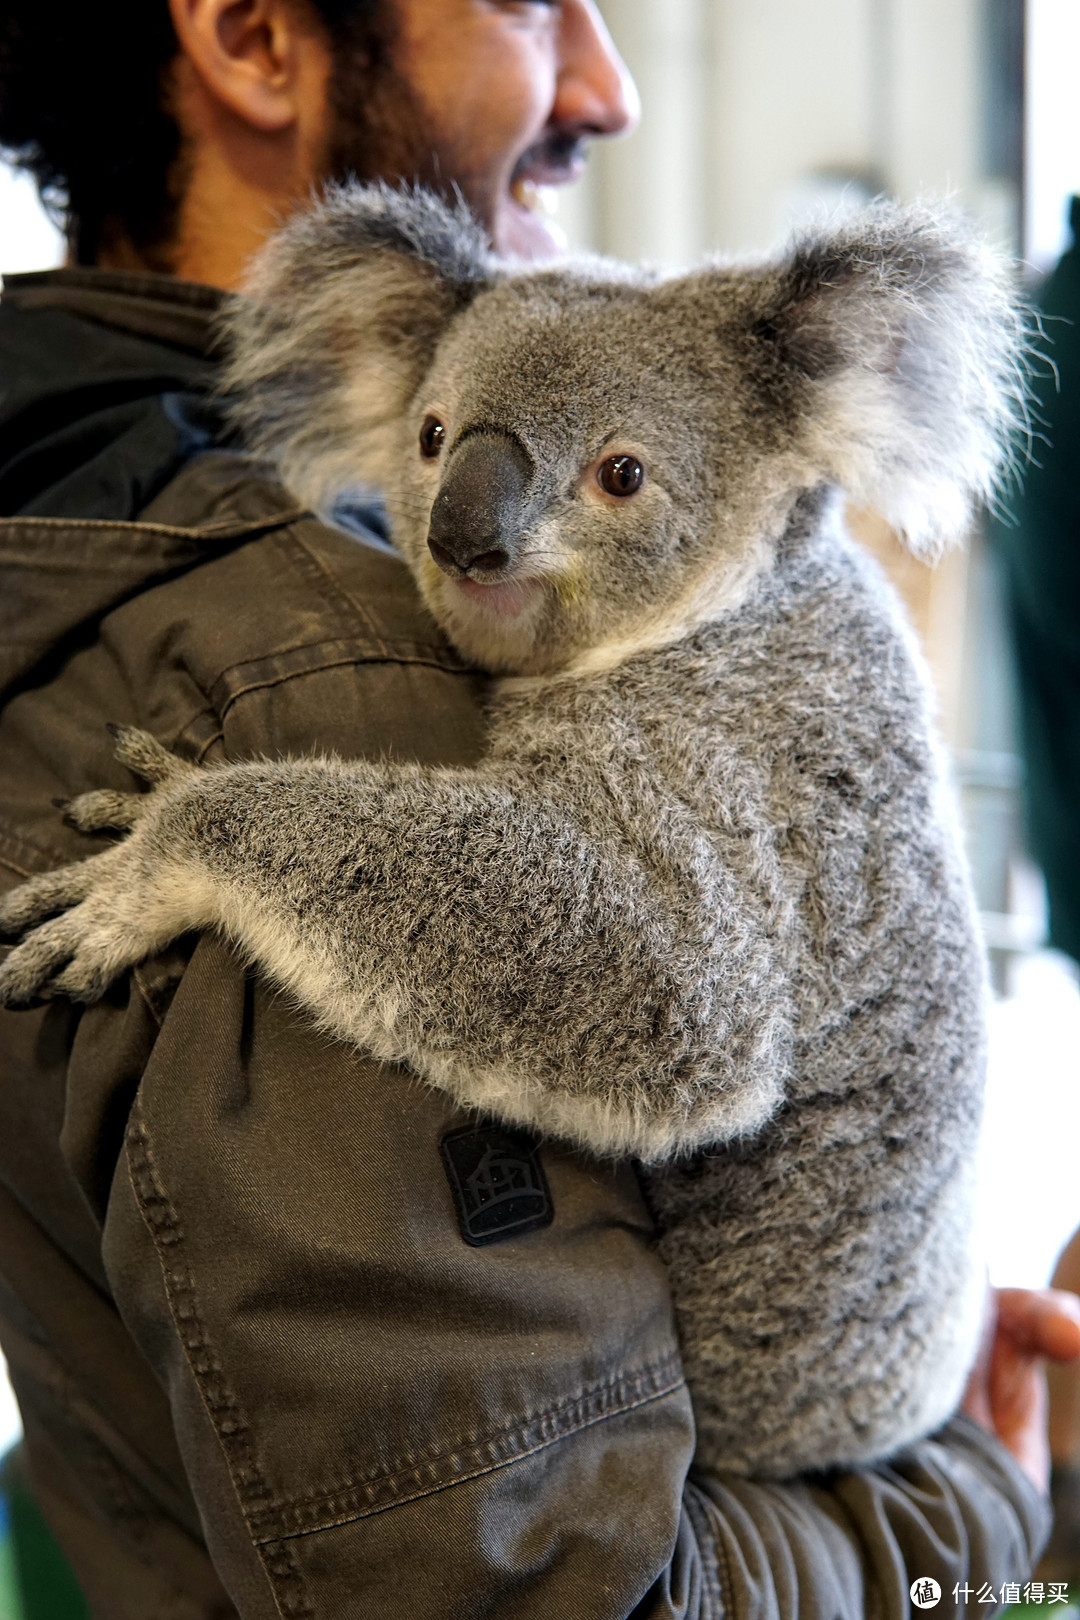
[510,133,588,185]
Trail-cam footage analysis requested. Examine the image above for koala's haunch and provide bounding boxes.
[0,184,1027,1477]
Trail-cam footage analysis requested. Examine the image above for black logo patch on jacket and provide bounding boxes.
[440,1123,553,1247]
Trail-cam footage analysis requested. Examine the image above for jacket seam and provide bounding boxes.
[210,644,479,726]
[247,1349,685,1539]
[0,511,309,543]
[265,526,390,655]
[125,1104,313,1618]
[685,1482,729,1620]
[0,816,73,876]
[263,1373,687,1545]
[288,525,389,653]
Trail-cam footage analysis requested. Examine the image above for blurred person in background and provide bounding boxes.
[994,193,1080,1589]
[0,1,1077,1614]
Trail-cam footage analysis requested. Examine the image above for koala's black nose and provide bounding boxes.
[427,431,533,578]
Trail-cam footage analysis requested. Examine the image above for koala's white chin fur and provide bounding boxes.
[421,566,552,675]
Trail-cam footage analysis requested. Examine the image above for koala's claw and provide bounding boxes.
[0,913,80,1006]
[49,947,120,1005]
[54,730,198,835]
[64,789,145,833]
[0,898,137,1008]
[109,726,195,788]
[0,860,100,940]
[0,732,200,1012]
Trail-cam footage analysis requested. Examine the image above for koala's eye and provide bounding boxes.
[419,416,446,459]
[597,455,644,497]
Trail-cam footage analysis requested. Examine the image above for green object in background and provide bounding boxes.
[0,1523,22,1620]
[1004,1611,1080,1619]
[991,194,1080,966]
[0,1449,88,1620]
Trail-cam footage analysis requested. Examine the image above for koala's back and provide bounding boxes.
[502,512,987,1478]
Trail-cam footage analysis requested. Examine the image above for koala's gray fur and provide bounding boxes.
[0,184,1026,1478]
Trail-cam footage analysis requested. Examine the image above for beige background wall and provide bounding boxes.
[565,0,999,267]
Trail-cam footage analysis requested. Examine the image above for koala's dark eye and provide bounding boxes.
[597,455,644,497]
[419,416,446,459]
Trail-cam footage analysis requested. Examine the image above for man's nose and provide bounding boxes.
[427,432,534,577]
[553,0,640,141]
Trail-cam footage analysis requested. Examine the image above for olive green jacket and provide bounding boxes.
[0,270,1048,1618]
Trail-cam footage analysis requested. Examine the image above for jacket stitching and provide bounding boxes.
[211,646,479,724]
[0,512,309,543]
[274,1350,684,1495]
[246,1352,686,1542]
[0,849,35,880]
[263,1375,686,1546]
[685,1483,728,1619]
[260,526,388,655]
[125,1106,314,1618]
[288,525,390,653]
[0,816,75,875]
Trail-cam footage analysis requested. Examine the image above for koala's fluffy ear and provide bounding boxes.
[219,182,492,513]
[747,203,1027,555]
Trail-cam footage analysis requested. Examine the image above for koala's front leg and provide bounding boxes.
[2,728,787,1160]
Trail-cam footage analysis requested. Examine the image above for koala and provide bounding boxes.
[0,184,1025,1478]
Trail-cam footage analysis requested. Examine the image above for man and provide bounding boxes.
[0,2,1075,1613]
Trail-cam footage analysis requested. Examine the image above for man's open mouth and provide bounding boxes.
[501,135,588,256]
[509,176,561,220]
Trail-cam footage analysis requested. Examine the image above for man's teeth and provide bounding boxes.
[511,178,559,216]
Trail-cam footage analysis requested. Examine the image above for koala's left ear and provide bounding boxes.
[747,203,1027,555]
[218,181,492,513]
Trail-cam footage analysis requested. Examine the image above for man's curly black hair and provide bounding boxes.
[0,0,382,266]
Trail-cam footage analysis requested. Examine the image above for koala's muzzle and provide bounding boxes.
[427,431,533,578]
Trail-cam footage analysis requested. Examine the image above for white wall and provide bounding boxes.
[563,0,999,264]
[1026,0,1080,271]
[0,164,64,276]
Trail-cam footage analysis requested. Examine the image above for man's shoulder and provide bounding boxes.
[123,452,490,767]
[136,450,466,672]
[0,451,489,882]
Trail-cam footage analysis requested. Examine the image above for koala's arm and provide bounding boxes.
[0,731,787,1161]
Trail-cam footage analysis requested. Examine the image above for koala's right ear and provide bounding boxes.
[737,203,1027,557]
[218,182,492,513]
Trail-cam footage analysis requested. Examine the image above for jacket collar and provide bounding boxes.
[0,266,225,358]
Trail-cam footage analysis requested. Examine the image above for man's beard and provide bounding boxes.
[322,13,500,235]
[321,11,586,244]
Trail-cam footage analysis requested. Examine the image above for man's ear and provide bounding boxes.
[169,0,319,135]
[745,203,1028,556]
[220,182,492,513]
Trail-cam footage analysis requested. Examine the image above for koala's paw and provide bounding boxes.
[0,730,206,1009]
[0,857,103,943]
[57,728,198,836]
[107,724,197,788]
[0,844,154,1006]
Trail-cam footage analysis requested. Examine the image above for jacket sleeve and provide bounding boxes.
[94,936,1048,1620]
